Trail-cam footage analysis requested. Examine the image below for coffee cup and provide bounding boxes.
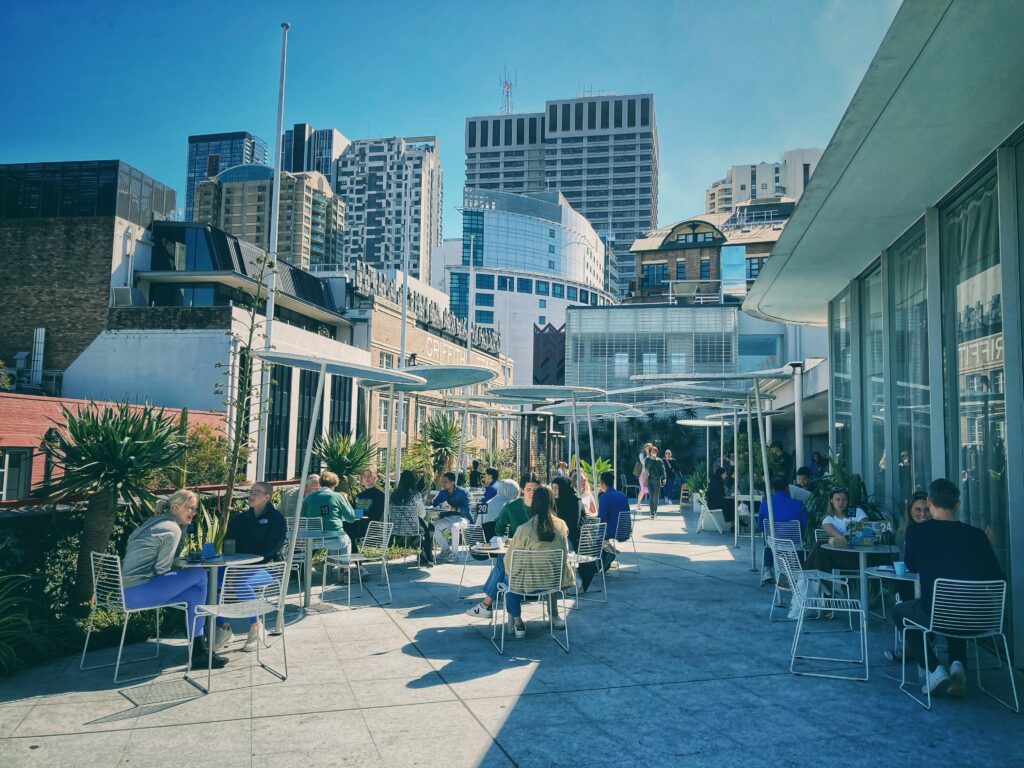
[893,561,907,577]
[223,539,236,556]
[202,542,216,559]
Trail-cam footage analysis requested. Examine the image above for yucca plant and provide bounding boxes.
[35,402,185,603]
[570,455,612,483]
[686,460,709,495]
[314,433,378,494]
[419,413,464,476]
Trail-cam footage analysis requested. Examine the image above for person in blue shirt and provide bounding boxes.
[481,467,500,505]
[579,471,630,592]
[431,471,473,561]
[757,477,809,583]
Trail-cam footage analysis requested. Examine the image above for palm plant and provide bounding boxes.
[685,461,709,495]
[35,402,185,603]
[569,455,612,482]
[419,413,464,477]
[314,433,378,494]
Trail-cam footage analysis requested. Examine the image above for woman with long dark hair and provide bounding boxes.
[551,475,583,549]
[391,469,433,567]
[465,484,574,638]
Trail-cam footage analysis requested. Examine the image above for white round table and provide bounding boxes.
[822,543,899,612]
[177,553,263,636]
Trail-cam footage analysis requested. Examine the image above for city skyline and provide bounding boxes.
[0,0,900,238]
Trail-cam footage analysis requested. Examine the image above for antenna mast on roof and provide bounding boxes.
[499,67,516,115]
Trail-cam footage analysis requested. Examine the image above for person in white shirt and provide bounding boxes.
[821,487,867,538]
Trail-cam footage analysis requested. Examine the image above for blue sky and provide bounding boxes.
[1,0,900,234]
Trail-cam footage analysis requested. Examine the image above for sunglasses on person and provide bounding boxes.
[831,487,849,495]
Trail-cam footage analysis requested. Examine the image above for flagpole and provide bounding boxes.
[255,21,290,480]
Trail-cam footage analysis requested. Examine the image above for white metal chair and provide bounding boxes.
[286,517,323,593]
[324,520,394,606]
[695,494,730,534]
[619,473,639,501]
[899,578,1019,712]
[611,507,639,576]
[187,561,287,693]
[456,524,488,598]
[813,528,830,545]
[769,538,852,625]
[389,504,423,566]
[80,553,190,683]
[491,548,569,655]
[761,519,803,570]
[775,539,868,681]
[572,521,608,604]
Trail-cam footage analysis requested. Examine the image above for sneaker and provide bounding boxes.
[213,624,234,651]
[948,661,967,698]
[465,603,493,619]
[921,664,951,696]
[513,621,526,639]
[190,637,228,669]
[242,624,260,653]
[443,551,458,563]
[760,567,774,586]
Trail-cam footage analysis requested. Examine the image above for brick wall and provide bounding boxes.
[0,217,116,372]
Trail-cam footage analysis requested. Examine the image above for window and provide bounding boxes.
[476,273,494,289]
[860,265,885,503]
[539,299,547,308]
[548,244,555,253]
[601,101,610,128]
[561,103,570,130]
[614,100,622,127]
[548,104,557,131]
[552,283,564,298]
[549,228,556,237]
[538,316,546,325]
[642,353,658,374]
[641,262,667,287]
[467,121,476,148]
[497,275,513,291]
[670,352,687,373]
[517,278,533,293]
[675,261,686,280]
[529,117,538,143]
[548,260,555,269]
[579,289,589,303]
[379,351,394,369]
[516,118,524,145]
[480,121,488,147]
[627,99,636,127]
[475,310,494,324]
[567,286,578,300]
[475,292,494,307]
[491,120,500,146]
[700,257,711,281]
[587,101,596,128]
[640,97,650,126]
[504,118,513,146]
[614,352,628,377]
[746,257,766,279]
[536,280,549,295]
[377,397,390,432]
[740,184,746,191]
[830,291,853,468]
[575,102,583,130]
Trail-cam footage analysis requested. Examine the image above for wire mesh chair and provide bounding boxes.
[325,521,394,606]
[695,495,730,534]
[899,578,1019,712]
[769,538,852,625]
[80,553,190,683]
[187,561,287,693]
[813,528,830,544]
[761,519,803,570]
[285,517,324,593]
[572,521,608,605]
[612,507,639,576]
[491,548,569,654]
[775,539,867,681]
[389,504,422,567]
[456,524,488,599]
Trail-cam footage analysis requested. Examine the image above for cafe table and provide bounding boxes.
[822,543,899,616]
[177,553,263,636]
[864,565,921,620]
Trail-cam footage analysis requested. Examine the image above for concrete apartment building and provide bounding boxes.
[704,148,823,215]
[194,165,345,271]
[185,131,268,220]
[464,94,658,299]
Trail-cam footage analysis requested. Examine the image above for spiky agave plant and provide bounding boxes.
[420,413,464,476]
[313,433,378,494]
[35,402,185,603]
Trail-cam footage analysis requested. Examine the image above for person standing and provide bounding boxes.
[644,446,666,519]
[636,443,653,511]
[662,449,679,503]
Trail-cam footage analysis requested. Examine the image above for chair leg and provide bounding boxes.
[457,556,470,599]
[900,626,932,710]
[381,560,392,605]
[490,590,506,655]
[976,635,1021,713]
[256,615,287,682]
[112,613,131,684]
[79,608,97,671]
[631,538,640,574]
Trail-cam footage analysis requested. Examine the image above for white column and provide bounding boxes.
[793,362,804,470]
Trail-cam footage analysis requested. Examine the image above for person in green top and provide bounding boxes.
[301,471,354,557]
[493,473,539,538]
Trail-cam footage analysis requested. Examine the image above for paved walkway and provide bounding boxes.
[1,502,1021,767]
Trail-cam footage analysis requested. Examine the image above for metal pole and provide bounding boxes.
[455,236,474,480]
[733,407,739,549]
[571,392,582,495]
[256,22,290,481]
[746,396,756,570]
[719,419,725,467]
[394,172,412,483]
[586,406,598,494]
[383,384,395,530]
[754,380,776,543]
[275,360,324,631]
[793,362,804,471]
[613,415,618,489]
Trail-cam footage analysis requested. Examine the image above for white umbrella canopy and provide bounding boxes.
[488,385,607,400]
[364,363,497,393]
[537,401,639,417]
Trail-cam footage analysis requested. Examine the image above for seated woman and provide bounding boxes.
[821,487,868,539]
[483,478,521,541]
[121,489,227,670]
[464,485,574,638]
[706,466,734,524]
[806,487,881,584]
[552,476,583,550]
[577,474,598,519]
[391,469,434,567]
[896,491,929,555]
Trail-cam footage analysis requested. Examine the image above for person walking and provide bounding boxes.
[644,446,667,519]
[636,443,652,511]
[662,449,679,504]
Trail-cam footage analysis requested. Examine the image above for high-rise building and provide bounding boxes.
[448,188,612,385]
[464,94,658,299]
[332,136,442,280]
[185,131,268,220]
[282,123,350,187]
[194,165,345,271]
[704,148,823,214]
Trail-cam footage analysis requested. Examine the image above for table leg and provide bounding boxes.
[859,551,868,617]
[303,539,313,610]
[207,566,217,640]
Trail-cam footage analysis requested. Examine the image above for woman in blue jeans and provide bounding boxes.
[121,490,228,670]
[464,485,574,638]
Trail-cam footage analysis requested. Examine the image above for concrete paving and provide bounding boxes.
[1,501,1022,767]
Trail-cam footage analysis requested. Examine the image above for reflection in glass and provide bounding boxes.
[830,292,853,468]
[860,267,885,507]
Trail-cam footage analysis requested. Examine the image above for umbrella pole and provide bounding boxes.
[754,380,775,544]
[275,361,326,631]
[733,407,739,550]
[746,396,756,570]
[613,415,618,489]
[571,392,581,495]
[586,406,598,495]
[383,383,395,532]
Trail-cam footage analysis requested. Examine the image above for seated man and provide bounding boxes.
[468,460,484,488]
[217,481,286,652]
[789,466,813,504]
[892,478,1004,698]
[757,477,809,585]
[430,471,473,561]
[579,471,628,591]
[347,469,384,548]
[481,467,500,505]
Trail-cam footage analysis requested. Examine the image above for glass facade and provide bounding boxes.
[186,132,268,221]
[861,266,885,502]
[829,291,853,468]
[295,370,325,473]
[266,364,292,482]
[890,226,931,504]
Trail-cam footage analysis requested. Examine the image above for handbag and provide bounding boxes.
[632,461,643,478]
